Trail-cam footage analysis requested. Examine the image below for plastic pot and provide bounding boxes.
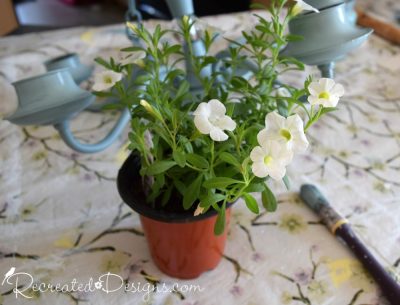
[117,153,231,279]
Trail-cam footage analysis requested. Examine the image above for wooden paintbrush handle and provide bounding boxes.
[336,224,400,305]
[356,9,400,45]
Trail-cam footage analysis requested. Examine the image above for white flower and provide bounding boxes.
[92,71,123,91]
[118,50,146,66]
[307,78,345,107]
[193,99,236,142]
[258,112,309,153]
[292,0,319,16]
[250,140,293,180]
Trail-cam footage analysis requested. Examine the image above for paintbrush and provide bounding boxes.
[300,184,400,305]
[356,8,400,45]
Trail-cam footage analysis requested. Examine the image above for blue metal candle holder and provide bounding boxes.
[44,53,94,85]
[5,0,372,153]
[7,70,94,126]
[280,1,372,78]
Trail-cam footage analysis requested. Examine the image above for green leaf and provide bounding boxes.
[146,161,176,176]
[251,39,270,48]
[255,24,271,34]
[321,107,338,115]
[186,153,209,170]
[226,103,235,117]
[173,179,186,196]
[286,34,304,42]
[92,91,113,97]
[166,69,185,84]
[183,174,203,210]
[218,152,241,169]
[244,183,265,193]
[147,174,165,202]
[174,81,190,102]
[231,76,249,90]
[261,185,277,212]
[173,150,186,168]
[241,157,250,176]
[200,193,225,209]
[282,175,290,190]
[178,136,193,154]
[102,103,124,110]
[242,193,259,214]
[94,57,112,70]
[219,166,240,178]
[151,125,173,147]
[134,74,152,84]
[277,100,289,117]
[120,46,145,52]
[214,202,226,235]
[203,177,243,189]
[161,185,173,206]
[280,56,305,70]
[200,56,217,69]
[164,44,181,55]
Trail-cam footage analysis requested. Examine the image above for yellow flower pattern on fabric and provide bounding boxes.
[53,232,77,249]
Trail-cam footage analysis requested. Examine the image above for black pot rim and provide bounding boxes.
[117,152,234,223]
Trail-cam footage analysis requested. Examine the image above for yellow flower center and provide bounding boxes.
[103,76,113,84]
[280,129,292,141]
[292,4,301,16]
[318,92,330,99]
[264,155,273,165]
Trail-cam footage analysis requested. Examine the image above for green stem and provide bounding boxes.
[185,163,204,172]
[210,141,215,176]
[230,176,255,202]
[304,106,323,132]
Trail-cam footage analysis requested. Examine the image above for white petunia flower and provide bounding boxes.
[250,140,293,180]
[92,71,123,91]
[193,99,236,142]
[292,0,319,16]
[307,78,345,107]
[258,112,309,153]
[118,50,146,66]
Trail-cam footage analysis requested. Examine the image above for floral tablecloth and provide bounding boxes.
[0,1,400,304]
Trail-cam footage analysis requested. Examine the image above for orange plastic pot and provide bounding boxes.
[117,153,232,279]
[140,209,230,279]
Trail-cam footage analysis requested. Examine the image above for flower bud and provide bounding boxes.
[194,204,205,216]
[140,99,153,113]
[182,15,190,25]
[140,99,163,121]
[126,22,138,34]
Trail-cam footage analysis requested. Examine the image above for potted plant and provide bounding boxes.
[92,0,344,279]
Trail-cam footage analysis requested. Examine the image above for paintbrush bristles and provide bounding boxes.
[300,184,330,213]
